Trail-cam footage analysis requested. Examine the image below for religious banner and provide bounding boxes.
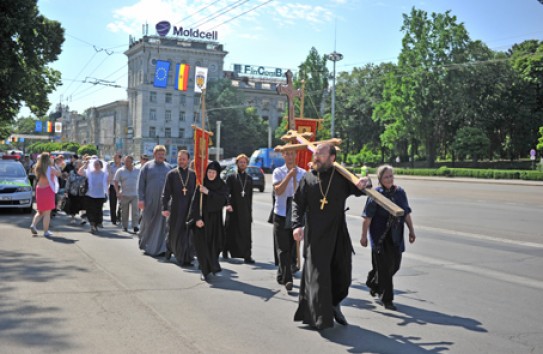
[295,118,320,170]
[194,66,208,94]
[193,126,211,185]
[175,63,190,91]
[54,122,62,133]
[154,60,170,88]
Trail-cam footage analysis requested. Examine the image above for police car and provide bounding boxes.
[0,160,33,213]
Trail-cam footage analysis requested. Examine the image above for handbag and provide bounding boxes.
[78,177,88,196]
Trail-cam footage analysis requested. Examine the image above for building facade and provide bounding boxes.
[124,35,227,162]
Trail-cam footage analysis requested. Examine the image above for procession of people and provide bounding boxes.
[27,141,416,331]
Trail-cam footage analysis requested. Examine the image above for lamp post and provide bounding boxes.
[327,51,343,138]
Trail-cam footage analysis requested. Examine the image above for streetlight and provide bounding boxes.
[327,51,343,138]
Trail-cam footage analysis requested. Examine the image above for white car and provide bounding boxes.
[0,160,33,213]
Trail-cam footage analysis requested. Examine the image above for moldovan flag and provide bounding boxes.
[194,66,208,94]
[193,126,211,185]
[47,121,53,133]
[55,122,62,133]
[175,64,190,91]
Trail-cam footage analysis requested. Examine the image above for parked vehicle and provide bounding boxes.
[249,148,284,173]
[220,165,265,192]
[0,160,33,213]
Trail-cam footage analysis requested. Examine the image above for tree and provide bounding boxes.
[452,127,490,162]
[0,1,64,126]
[78,144,99,156]
[206,79,267,157]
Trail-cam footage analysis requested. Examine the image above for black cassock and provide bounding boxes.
[162,167,197,264]
[224,172,253,259]
[188,183,228,277]
[292,167,363,330]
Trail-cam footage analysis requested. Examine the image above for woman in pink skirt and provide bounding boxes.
[30,153,61,237]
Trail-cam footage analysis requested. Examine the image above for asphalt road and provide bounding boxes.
[1,175,542,353]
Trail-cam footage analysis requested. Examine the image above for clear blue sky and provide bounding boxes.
[26,0,543,117]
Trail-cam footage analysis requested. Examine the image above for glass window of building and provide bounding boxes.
[180,95,186,105]
[150,109,157,120]
[193,111,199,122]
[165,110,172,122]
[165,93,172,103]
[179,128,185,138]
[149,126,156,138]
[150,91,157,102]
[179,111,185,122]
[165,127,171,138]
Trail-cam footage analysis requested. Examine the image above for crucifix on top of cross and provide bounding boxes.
[276,70,302,131]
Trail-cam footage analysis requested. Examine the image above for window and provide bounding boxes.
[165,93,172,103]
[179,111,185,122]
[150,109,157,120]
[150,91,157,103]
[165,127,171,138]
[193,111,199,122]
[194,96,200,106]
[180,95,186,105]
[165,110,172,122]
[179,128,185,138]
[149,126,156,138]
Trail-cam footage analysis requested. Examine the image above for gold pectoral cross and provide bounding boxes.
[182,187,187,196]
[319,197,328,210]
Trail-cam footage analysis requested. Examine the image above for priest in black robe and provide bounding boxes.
[224,154,255,263]
[187,161,228,281]
[292,143,368,330]
[162,150,197,266]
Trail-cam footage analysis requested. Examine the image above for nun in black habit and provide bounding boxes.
[188,161,228,281]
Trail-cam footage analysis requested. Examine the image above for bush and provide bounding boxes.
[393,167,543,181]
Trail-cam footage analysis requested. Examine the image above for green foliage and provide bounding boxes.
[393,167,543,181]
[78,144,99,156]
[537,126,543,152]
[27,142,62,153]
[452,127,490,161]
[346,145,381,166]
[61,142,80,152]
[0,0,64,125]
[206,79,267,157]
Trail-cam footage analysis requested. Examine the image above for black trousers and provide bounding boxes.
[273,214,295,285]
[109,185,118,223]
[85,196,105,225]
[366,234,402,303]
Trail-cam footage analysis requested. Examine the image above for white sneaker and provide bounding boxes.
[44,231,53,238]
[70,216,76,224]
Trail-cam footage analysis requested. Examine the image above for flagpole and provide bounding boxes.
[199,89,206,216]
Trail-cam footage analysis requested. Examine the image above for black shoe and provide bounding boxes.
[369,288,377,297]
[123,228,128,232]
[112,221,117,225]
[181,262,193,267]
[200,273,207,281]
[164,251,172,261]
[244,257,255,264]
[133,227,139,233]
[222,252,229,259]
[383,302,397,311]
[332,305,348,325]
[285,281,293,291]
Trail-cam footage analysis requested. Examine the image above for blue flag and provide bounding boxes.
[35,121,42,132]
[154,60,170,88]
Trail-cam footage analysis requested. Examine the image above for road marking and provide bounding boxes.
[345,213,543,249]
[406,253,543,291]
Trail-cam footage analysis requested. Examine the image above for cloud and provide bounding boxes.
[270,2,335,29]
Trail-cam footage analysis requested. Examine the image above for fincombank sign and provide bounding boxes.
[233,64,287,79]
[155,21,218,40]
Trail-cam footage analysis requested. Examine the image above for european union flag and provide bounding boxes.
[35,121,42,132]
[154,60,170,88]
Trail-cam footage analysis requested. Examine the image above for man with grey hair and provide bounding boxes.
[114,155,140,233]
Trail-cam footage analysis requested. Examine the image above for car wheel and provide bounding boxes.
[259,186,264,193]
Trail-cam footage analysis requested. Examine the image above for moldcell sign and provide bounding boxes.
[155,21,218,40]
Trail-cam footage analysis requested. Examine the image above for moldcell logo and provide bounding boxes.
[156,21,171,36]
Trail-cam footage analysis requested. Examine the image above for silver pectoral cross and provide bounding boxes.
[241,190,245,197]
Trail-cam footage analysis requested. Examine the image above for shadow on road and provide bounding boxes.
[320,324,454,353]
[207,268,281,302]
[0,250,89,351]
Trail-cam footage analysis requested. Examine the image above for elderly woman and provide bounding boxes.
[79,158,108,234]
[30,152,61,237]
[64,160,86,224]
[360,164,416,310]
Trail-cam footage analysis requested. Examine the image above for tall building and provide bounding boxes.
[124,35,227,161]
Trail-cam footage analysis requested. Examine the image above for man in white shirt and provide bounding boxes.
[114,155,140,233]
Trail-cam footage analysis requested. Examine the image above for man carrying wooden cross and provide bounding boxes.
[292,142,369,330]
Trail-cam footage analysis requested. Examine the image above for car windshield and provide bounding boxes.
[246,167,261,174]
[0,162,26,178]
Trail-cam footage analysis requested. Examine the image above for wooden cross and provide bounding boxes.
[276,130,405,217]
[276,70,302,130]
